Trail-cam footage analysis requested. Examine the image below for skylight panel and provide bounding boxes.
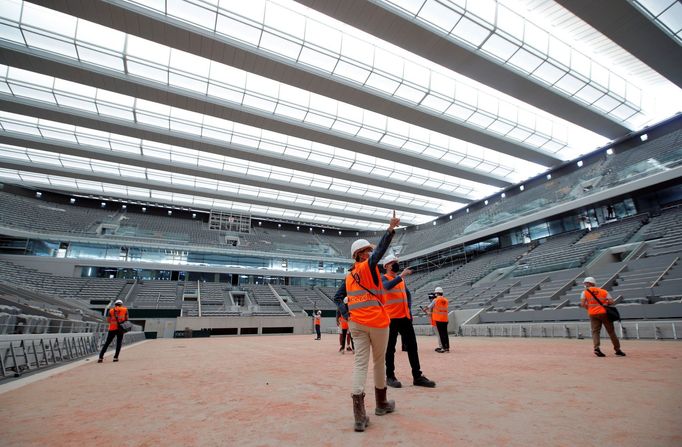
[75,20,125,52]
[22,2,75,37]
[418,0,459,33]
[298,47,338,73]
[333,60,372,84]
[452,16,491,47]
[167,0,217,30]
[259,31,302,60]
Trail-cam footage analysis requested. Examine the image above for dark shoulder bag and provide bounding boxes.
[587,288,621,322]
[114,308,133,333]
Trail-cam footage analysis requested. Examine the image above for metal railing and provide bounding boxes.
[461,320,682,340]
[0,330,145,379]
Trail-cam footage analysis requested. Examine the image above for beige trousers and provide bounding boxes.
[349,321,389,395]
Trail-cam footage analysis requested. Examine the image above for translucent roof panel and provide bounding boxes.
[0,110,466,217]
[0,143,440,226]
[0,0,678,231]
[0,65,498,200]
[0,165,390,231]
[100,0,609,157]
[0,2,562,182]
[375,0,679,131]
[629,0,682,45]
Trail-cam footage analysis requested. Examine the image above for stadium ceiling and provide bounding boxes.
[0,0,680,231]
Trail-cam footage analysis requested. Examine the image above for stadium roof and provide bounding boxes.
[0,0,680,230]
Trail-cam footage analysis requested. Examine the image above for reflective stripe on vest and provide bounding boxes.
[383,274,410,320]
[584,287,608,316]
[345,260,390,328]
[108,306,128,331]
[432,297,448,322]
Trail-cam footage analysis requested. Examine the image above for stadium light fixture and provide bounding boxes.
[122,204,127,209]
[449,215,452,220]
[142,207,146,212]
[606,148,614,155]
[35,191,41,198]
[640,134,648,141]
[501,192,506,198]
[519,185,524,191]
[69,197,76,204]
[168,210,172,215]
[192,213,196,218]
[484,200,489,205]
[277,223,282,228]
[432,221,437,225]
[296,226,300,230]
[100,202,106,208]
[466,208,470,213]
[321,228,325,233]
[546,174,552,180]
[577,160,583,167]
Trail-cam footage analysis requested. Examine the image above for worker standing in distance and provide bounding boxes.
[313,310,321,340]
[580,277,625,357]
[427,287,450,353]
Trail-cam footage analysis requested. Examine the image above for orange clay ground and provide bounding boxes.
[1,335,681,447]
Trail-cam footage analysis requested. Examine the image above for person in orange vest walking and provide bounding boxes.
[313,310,321,340]
[580,277,625,357]
[98,299,129,363]
[427,287,449,353]
[333,213,400,432]
[381,254,435,388]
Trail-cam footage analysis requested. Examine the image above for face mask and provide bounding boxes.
[390,263,400,273]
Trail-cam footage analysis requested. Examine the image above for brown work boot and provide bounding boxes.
[374,387,395,415]
[352,393,369,432]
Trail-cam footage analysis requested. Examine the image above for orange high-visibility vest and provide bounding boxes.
[339,315,349,330]
[314,315,321,326]
[583,287,609,316]
[383,273,410,320]
[432,296,449,323]
[345,261,389,328]
[108,306,128,331]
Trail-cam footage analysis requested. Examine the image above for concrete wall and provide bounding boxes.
[1,255,79,276]
[174,315,309,335]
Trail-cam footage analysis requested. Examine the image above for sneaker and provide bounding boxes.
[97,358,103,363]
[113,358,119,362]
[413,375,436,388]
[594,348,606,357]
[346,346,353,352]
[615,350,626,356]
[386,377,402,388]
[435,348,444,353]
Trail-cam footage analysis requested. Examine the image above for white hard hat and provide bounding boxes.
[434,287,444,294]
[343,297,348,304]
[316,310,321,315]
[114,299,123,305]
[382,253,399,267]
[351,239,374,258]
[583,277,596,285]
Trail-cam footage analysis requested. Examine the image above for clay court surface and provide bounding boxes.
[1,335,680,447]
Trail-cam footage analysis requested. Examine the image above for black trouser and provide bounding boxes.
[436,321,449,350]
[385,317,422,380]
[340,329,354,350]
[99,329,124,359]
[315,325,321,339]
